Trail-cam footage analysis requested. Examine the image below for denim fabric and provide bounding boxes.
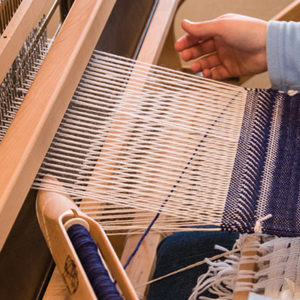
[147,230,238,300]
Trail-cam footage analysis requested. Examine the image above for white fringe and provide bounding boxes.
[189,234,300,300]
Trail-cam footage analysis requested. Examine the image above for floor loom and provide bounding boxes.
[1,0,300,299]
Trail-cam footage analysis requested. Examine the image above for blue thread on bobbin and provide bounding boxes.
[67,224,122,300]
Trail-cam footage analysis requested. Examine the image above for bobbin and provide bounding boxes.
[36,174,138,300]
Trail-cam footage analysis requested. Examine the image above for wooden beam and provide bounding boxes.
[137,0,180,64]
[0,0,116,251]
[272,0,300,21]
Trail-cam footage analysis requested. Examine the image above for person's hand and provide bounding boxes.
[175,14,268,80]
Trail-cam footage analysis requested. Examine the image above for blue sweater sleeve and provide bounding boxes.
[267,20,300,91]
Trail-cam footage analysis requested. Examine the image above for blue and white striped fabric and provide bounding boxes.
[222,89,300,236]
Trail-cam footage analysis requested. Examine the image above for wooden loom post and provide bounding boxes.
[0,0,116,251]
[271,0,300,21]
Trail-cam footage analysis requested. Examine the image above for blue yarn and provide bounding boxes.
[67,224,122,300]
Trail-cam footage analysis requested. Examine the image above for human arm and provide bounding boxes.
[174,14,268,81]
[175,14,300,91]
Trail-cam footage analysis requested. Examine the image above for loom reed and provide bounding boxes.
[0,19,51,141]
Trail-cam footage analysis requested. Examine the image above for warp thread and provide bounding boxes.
[123,91,240,270]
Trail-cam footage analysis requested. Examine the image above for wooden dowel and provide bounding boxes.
[272,0,300,21]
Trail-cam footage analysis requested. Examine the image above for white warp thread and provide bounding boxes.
[32,50,247,234]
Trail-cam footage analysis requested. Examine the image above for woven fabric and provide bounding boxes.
[222,89,300,236]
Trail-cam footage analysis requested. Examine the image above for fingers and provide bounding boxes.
[202,66,231,80]
[175,18,237,80]
[175,33,200,52]
[190,53,221,73]
[175,19,218,51]
[175,19,220,67]
[191,54,232,80]
[181,19,218,40]
[181,39,215,61]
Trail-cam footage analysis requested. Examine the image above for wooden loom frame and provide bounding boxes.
[0,0,116,251]
[1,0,300,299]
